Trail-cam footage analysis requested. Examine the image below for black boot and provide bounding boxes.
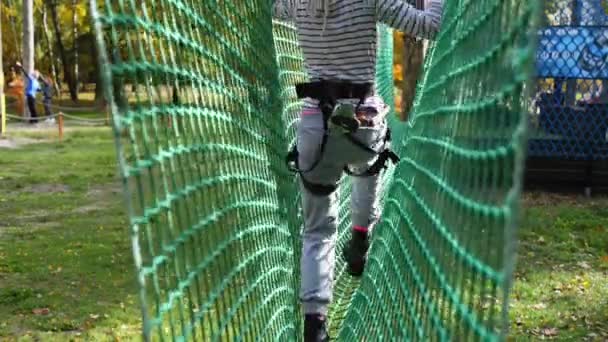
[342,230,369,277]
[304,314,329,342]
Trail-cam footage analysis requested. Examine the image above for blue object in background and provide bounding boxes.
[576,0,608,26]
[530,0,608,161]
[536,27,608,79]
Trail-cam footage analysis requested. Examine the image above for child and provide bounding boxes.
[272,1,444,341]
[39,75,54,118]
[15,61,40,124]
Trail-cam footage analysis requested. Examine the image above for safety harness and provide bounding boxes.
[285,80,400,196]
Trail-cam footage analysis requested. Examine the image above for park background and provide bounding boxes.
[0,0,607,341]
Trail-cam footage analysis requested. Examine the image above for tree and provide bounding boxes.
[42,6,61,95]
[72,0,79,92]
[8,0,22,58]
[94,62,104,104]
[47,0,78,102]
[22,0,34,118]
[1,2,5,135]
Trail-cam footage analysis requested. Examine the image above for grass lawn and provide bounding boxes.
[510,192,608,341]
[0,126,607,341]
[0,126,140,341]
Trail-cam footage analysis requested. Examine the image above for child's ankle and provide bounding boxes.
[353,225,369,238]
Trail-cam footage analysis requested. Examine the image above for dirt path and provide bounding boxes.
[0,136,44,149]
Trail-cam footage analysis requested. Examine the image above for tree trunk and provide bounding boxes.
[1,4,6,135]
[42,7,61,96]
[92,37,104,105]
[94,79,104,104]
[8,0,22,58]
[22,0,34,118]
[400,0,426,121]
[48,0,78,102]
[72,0,79,94]
[108,37,127,109]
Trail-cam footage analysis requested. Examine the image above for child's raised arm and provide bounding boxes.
[376,0,443,40]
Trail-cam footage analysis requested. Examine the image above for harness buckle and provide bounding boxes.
[330,103,360,133]
[285,145,299,173]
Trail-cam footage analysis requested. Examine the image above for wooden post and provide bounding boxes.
[0,93,5,137]
[0,95,5,136]
[400,0,427,121]
[105,101,110,126]
[58,111,64,140]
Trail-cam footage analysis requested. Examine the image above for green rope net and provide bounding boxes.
[91,0,539,340]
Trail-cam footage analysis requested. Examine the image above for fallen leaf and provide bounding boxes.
[542,327,558,337]
[90,314,100,319]
[32,308,50,315]
[577,261,591,269]
[601,255,608,263]
[584,317,593,326]
[532,303,547,310]
[537,236,546,243]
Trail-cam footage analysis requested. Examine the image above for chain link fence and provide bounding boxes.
[530,0,608,160]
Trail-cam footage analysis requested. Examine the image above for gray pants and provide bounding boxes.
[296,105,388,315]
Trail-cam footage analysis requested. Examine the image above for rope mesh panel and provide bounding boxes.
[91,0,539,340]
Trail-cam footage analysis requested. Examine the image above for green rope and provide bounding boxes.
[91,0,540,340]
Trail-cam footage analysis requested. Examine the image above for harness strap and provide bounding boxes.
[300,174,337,196]
[288,129,399,184]
[286,80,380,195]
[287,81,374,175]
[344,128,400,178]
[295,81,374,105]
[285,122,330,174]
[344,148,400,177]
[343,132,379,155]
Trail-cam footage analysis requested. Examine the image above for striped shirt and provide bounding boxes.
[273,0,443,84]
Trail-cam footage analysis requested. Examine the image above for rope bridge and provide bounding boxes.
[91,0,540,340]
